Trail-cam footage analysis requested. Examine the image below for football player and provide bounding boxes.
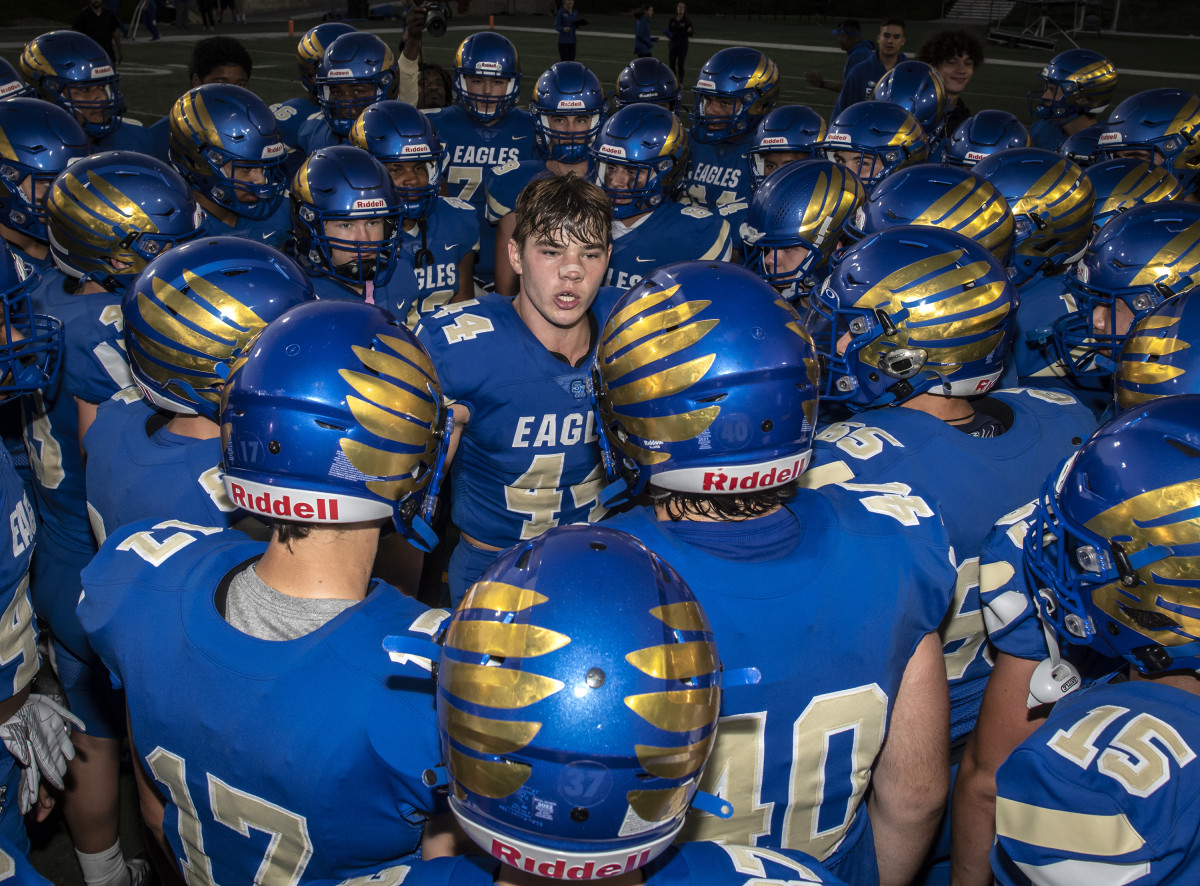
[425,32,536,286]
[415,175,619,605]
[351,100,478,323]
[270,22,356,150]
[168,83,291,246]
[297,31,399,155]
[871,60,947,160]
[1026,48,1117,153]
[1085,157,1182,232]
[84,237,313,543]
[594,261,955,885]
[747,104,826,191]
[822,100,928,189]
[612,56,681,113]
[488,61,605,297]
[1112,290,1200,409]
[832,18,907,118]
[1098,87,1200,200]
[78,299,451,883]
[591,104,731,291]
[915,29,984,136]
[0,58,34,101]
[943,110,1029,168]
[18,31,155,154]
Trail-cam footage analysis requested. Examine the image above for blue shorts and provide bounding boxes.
[447,537,503,608]
[0,747,27,855]
[51,640,123,740]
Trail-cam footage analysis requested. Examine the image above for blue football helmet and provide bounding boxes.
[1098,89,1200,191]
[452,32,522,122]
[944,110,1029,168]
[1114,290,1200,411]
[47,151,204,294]
[593,261,820,498]
[124,237,314,419]
[748,105,827,190]
[315,32,398,138]
[690,47,779,144]
[872,60,947,139]
[0,58,34,101]
[972,147,1095,286]
[290,145,402,287]
[349,100,442,220]
[849,163,1016,266]
[0,243,61,403]
[297,22,357,98]
[1023,395,1200,673]
[1058,122,1105,169]
[220,299,448,549]
[823,101,928,189]
[809,226,1017,409]
[169,84,287,222]
[1054,203,1200,378]
[1027,48,1117,121]
[741,159,865,299]
[18,31,124,139]
[530,62,606,165]
[0,97,90,243]
[439,523,721,874]
[614,57,680,113]
[591,104,688,221]
[1085,157,1182,232]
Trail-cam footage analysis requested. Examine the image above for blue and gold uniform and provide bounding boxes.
[606,201,732,290]
[398,196,479,325]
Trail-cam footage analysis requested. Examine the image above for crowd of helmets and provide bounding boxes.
[4,13,1200,884]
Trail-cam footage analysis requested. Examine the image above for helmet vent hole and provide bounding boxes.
[315,420,345,430]
[570,808,589,823]
[221,268,250,278]
[516,547,533,570]
[697,394,726,403]
[1118,603,1180,632]
[589,541,606,551]
[1166,437,1200,458]
[761,419,773,432]
[268,441,281,454]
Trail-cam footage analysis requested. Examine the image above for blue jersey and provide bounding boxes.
[801,389,1096,739]
[297,113,343,155]
[83,396,238,544]
[993,680,1200,885]
[602,488,955,884]
[198,198,292,249]
[0,449,39,703]
[605,201,732,290]
[146,116,170,162]
[832,53,907,119]
[484,157,550,225]
[95,118,158,155]
[290,243,421,317]
[397,196,479,325]
[416,289,620,548]
[376,842,846,885]
[683,130,754,221]
[5,245,52,275]
[79,521,448,883]
[271,96,322,150]
[1029,118,1068,153]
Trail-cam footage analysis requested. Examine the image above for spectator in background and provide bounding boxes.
[217,0,234,23]
[633,4,656,58]
[555,0,579,61]
[71,0,123,66]
[805,19,873,100]
[187,35,252,86]
[665,2,692,83]
[198,0,216,31]
[918,29,984,135]
[175,0,191,28]
[832,18,906,117]
[418,62,451,108]
[141,0,162,41]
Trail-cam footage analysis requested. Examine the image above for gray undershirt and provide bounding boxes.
[226,563,357,641]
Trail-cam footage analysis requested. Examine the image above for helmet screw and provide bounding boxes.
[1107,622,1120,636]
[571,807,589,822]
[761,419,773,432]
[1064,613,1087,638]
[268,441,281,454]
[585,667,606,688]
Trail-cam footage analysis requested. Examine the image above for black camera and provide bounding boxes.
[424,0,451,37]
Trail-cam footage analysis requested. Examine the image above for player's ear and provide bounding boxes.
[507,237,524,278]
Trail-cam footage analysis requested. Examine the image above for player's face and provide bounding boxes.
[509,231,610,330]
[762,151,805,177]
[1113,147,1165,166]
[197,64,251,88]
[385,160,431,191]
[676,3,685,15]
[830,149,882,181]
[547,114,595,137]
[938,52,974,98]
[604,163,651,204]
[324,217,384,267]
[877,27,905,57]
[420,69,447,108]
[66,83,111,126]
[766,245,811,281]
[702,95,740,130]
[329,82,377,118]
[464,75,511,113]
[1091,298,1136,347]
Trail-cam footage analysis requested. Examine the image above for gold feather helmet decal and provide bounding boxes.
[797,165,866,262]
[1009,158,1095,259]
[47,166,164,274]
[1115,302,1196,410]
[1129,216,1200,292]
[168,89,218,175]
[1094,162,1181,222]
[901,175,1016,264]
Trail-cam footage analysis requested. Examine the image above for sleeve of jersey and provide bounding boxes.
[484,160,523,224]
[415,308,483,416]
[980,501,1052,661]
[445,200,482,252]
[663,842,849,884]
[992,743,1158,886]
[699,218,733,262]
[64,309,134,404]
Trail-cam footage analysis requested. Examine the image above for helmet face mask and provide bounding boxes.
[316,32,399,138]
[748,105,827,191]
[1026,49,1117,121]
[591,105,687,221]
[349,100,443,219]
[19,31,125,139]
[0,245,62,403]
[531,62,605,165]
[0,98,90,243]
[823,101,928,189]
[1098,89,1200,191]
[690,47,780,144]
[453,32,522,122]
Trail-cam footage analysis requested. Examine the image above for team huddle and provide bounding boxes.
[0,13,1197,886]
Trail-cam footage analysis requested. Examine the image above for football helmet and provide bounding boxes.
[822,101,928,189]
[296,22,357,98]
[591,104,688,220]
[0,243,62,402]
[741,159,865,298]
[220,299,448,549]
[1085,158,1182,232]
[168,83,287,222]
[0,97,90,243]
[1023,395,1200,673]
[349,100,442,220]
[439,523,721,875]
[614,57,680,113]
[46,151,204,294]
[1097,88,1200,191]
[944,110,1029,168]
[809,226,1017,409]
[1054,203,1200,378]
[1114,290,1200,411]
[18,31,124,139]
[972,147,1094,286]
[123,237,313,419]
[1027,48,1117,121]
[592,261,820,498]
[690,47,779,144]
[1058,122,1105,169]
[849,163,1016,266]
[290,145,402,287]
[315,32,398,138]
[530,62,606,165]
[452,32,522,122]
[0,58,34,101]
[871,60,947,139]
[747,105,827,190]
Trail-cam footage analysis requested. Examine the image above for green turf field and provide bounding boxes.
[2,12,1197,128]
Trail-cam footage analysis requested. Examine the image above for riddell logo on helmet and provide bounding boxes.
[965,150,986,161]
[402,144,430,155]
[697,79,716,89]
[327,68,354,79]
[491,841,652,879]
[598,144,627,159]
[227,481,341,520]
[92,65,114,77]
[0,83,22,98]
[759,136,788,147]
[475,61,503,74]
[262,143,285,159]
[701,457,806,491]
[824,132,851,144]
[1097,132,1122,145]
[353,198,387,210]
[556,99,586,110]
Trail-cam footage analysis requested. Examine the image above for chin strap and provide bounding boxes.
[1027,605,1082,708]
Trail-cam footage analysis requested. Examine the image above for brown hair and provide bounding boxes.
[512,173,612,250]
[649,485,798,521]
[917,29,985,68]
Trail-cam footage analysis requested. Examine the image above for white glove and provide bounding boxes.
[0,694,85,814]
